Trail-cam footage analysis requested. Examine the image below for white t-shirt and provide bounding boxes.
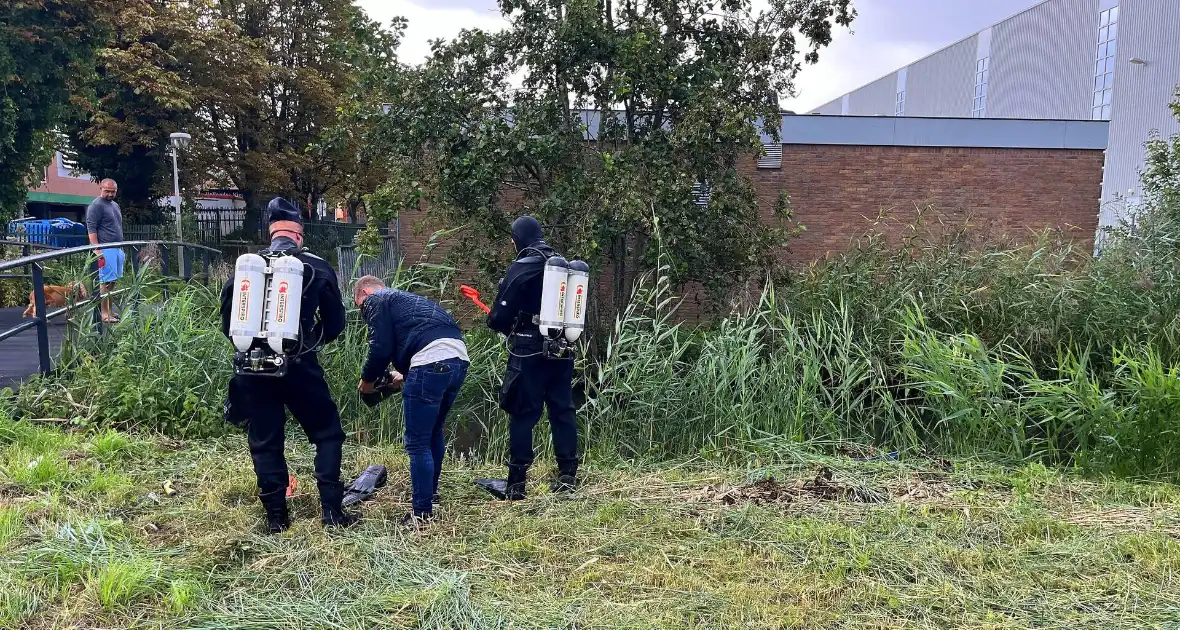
[409,337,469,369]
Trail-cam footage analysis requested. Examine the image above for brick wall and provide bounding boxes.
[29,153,102,198]
[750,145,1105,262]
[392,143,1106,321]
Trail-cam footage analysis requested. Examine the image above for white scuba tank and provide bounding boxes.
[539,256,569,338]
[563,259,589,343]
[264,255,305,355]
[229,253,266,352]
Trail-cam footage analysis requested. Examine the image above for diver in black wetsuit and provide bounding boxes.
[219,198,356,533]
[477,216,579,500]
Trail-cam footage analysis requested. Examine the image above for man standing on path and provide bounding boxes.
[85,178,124,323]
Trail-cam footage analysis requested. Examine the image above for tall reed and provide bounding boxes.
[8,216,1180,481]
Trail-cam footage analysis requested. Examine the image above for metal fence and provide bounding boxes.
[305,221,365,257]
[0,239,221,379]
[193,208,248,244]
[337,236,400,286]
[6,212,367,256]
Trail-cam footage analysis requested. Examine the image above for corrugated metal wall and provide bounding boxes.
[812,99,843,115]
[989,0,1098,120]
[801,0,1180,238]
[905,37,977,117]
[1100,0,1180,228]
[848,73,897,115]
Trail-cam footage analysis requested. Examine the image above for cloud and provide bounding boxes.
[355,0,506,64]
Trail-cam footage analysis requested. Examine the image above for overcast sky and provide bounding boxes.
[355,0,1039,112]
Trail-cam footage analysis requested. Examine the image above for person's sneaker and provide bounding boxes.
[399,511,434,528]
[550,474,577,493]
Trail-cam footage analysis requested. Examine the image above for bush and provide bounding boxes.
[8,99,1180,481]
[3,215,1180,480]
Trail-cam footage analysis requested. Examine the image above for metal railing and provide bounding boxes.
[0,239,222,378]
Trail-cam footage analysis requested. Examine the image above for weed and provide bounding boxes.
[1,447,70,489]
[0,505,23,550]
[88,428,142,463]
[166,579,204,615]
[0,426,1177,628]
[88,558,158,610]
[0,574,41,628]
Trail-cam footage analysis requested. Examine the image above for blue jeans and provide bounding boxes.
[402,358,469,514]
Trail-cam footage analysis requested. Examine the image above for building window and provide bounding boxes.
[757,142,782,169]
[895,91,905,116]
[1092,5,1118,120]
[972,57,989,118]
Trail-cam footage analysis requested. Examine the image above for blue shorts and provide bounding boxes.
[99,247,126,283]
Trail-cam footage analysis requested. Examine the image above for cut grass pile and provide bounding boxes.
[1,417,1179,628]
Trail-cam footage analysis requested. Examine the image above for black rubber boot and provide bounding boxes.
[504,464,527,501]
[551,459,579,493]
[319,482,360,528]
[550,474,578,493]
[259,489,291,534]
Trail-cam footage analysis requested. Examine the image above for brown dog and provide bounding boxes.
[22,282,89,318]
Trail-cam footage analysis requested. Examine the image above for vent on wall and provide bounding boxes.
[758,142,782,169]
[58,151,79,172]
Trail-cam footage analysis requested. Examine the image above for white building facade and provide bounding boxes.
[810,0,1180,234]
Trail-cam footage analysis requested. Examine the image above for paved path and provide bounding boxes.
[0,307,69,391]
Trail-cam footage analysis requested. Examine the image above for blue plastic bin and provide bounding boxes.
[6,218,86,247]
[48,220,87,248]
[7,219,51,245]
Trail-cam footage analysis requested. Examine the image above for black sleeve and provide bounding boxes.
[360,300,395,382]
[316,271,347,346]
[218,279,233,338]
[487,272,516,335]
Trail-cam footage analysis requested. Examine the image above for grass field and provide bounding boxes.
[2,417,1179,629]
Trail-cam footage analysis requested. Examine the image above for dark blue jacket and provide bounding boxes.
[361,288,463,380]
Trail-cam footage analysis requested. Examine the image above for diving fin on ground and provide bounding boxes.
[475,478,508,498]
[341,464,388,507]
[474,478,526,501]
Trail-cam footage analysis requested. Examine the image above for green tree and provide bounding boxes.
[61,0,244,221]
[371,0,854,318]
[1094,89,1180,269]
[0,0,118,221]
[1138,88,1180,222]
[311,9,407,225]
[193,0,402,226]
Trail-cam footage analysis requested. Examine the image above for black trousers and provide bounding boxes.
[230,356,346,499]
[500,334,579,479]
